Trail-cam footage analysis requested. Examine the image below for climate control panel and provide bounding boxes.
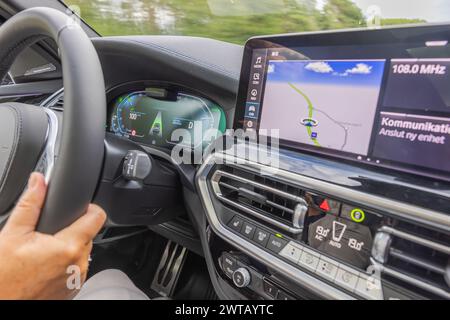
[197,153,450,300]
[225,214,383,299]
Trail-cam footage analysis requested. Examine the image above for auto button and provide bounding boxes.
[266,234,288,253]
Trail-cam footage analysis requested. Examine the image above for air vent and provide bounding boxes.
[47,93,64,111]
[211,165,308,234]
[373,224,450,299]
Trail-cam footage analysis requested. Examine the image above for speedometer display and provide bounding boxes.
[110,89,226,149]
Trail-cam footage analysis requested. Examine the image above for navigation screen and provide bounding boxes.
[260,60,385,155]
[237,35,450,179]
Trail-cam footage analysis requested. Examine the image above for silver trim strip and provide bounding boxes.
[40,87,64,108]
[380,226,450,255]
[34,108,59,183]
[196,153,355,300]
[36,88,63,183]
[389,248,445,274]
[7,72,15,85]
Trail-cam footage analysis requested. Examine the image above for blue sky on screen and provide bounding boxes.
[267,60,386,87]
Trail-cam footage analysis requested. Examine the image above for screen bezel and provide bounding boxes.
[233,23,450,182]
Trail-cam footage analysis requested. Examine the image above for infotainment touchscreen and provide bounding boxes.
[234,25,450,180]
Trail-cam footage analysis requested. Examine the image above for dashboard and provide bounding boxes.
[108,84,226,150]
[41,30,449,300]
[197,24,450,300]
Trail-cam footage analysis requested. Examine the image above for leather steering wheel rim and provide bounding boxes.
[0,7,106,233]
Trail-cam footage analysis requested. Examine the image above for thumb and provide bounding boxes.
[3,172,47,235]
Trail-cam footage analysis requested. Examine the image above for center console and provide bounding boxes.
[196,24,450,300]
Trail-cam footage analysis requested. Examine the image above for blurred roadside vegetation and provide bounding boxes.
[64,0,426,44]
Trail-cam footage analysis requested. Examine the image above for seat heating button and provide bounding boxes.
[228,216,244,233]
[241,222,256,239]
[253,228,270,247]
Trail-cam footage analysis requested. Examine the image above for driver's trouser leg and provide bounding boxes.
[74,269,149,300]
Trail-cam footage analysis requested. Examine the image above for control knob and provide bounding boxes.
[232,267,251,288]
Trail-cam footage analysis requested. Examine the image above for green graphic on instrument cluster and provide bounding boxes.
[110,90,226,149]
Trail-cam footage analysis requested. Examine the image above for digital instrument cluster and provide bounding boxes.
[110,87,226,149]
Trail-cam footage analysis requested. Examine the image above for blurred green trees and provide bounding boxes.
[64,0,426,44]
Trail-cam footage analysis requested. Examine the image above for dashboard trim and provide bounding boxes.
[196,152,356,300]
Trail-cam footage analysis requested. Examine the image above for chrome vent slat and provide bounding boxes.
[374,225,450,299]
[211,168,304,234]
[213,170,302,202]
[374,261,450,299]
[389,248,446,275]
[218,181,239,192]
[265,200,294,214]
[380,226,450,255]
[216,195,301,234]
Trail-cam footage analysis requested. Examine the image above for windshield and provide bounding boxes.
[63,0,450,44]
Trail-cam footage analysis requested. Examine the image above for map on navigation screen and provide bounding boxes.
[259,60,386,155]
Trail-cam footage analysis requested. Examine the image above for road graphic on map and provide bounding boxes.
[288,82,349,149]
[259,60,386,155]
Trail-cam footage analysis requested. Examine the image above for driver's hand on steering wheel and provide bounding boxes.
[0,172,106,300]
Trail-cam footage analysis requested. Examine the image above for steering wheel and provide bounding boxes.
[0,7,105,234]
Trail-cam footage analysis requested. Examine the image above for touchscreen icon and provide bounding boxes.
[332,221,347,242]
